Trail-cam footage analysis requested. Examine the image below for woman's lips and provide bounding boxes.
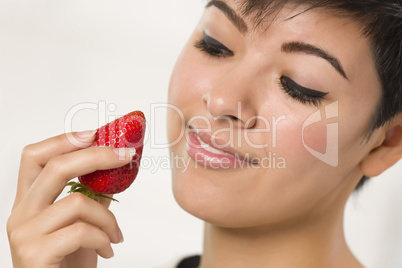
[185,128,258,169]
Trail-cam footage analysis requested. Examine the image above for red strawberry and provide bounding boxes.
[68,110,146,201]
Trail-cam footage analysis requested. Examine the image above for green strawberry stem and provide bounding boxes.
[67,181,119,202]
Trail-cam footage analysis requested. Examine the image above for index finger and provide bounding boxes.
[14,131,96,209]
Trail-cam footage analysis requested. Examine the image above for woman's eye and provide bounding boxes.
[194,32,234,58]
[278,76,328,107]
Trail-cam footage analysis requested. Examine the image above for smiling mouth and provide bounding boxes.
[195,134,236,157]
[185,126,259,169]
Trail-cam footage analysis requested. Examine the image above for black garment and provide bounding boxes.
[176,255,201,268]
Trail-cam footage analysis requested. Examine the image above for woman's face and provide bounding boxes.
[167,0,382,228]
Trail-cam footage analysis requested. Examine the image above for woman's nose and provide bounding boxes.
[202,74,258,129]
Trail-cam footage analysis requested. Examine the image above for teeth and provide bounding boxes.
[196,135,234,157]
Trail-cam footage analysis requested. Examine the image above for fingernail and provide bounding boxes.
[113,148,136,160]
[76,130,96,139]
[118,228,124,243]
[113,148,127,160]
[110,247,115,258]
[128,148,136,158]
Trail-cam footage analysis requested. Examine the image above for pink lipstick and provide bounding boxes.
[186,129,256,169]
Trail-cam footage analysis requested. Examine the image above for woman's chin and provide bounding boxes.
[171,170,258,228]
[172,172,234,227]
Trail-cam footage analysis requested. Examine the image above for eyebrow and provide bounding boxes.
[281,42,348,80]
[206,1,348,80]
[206,0,248,34]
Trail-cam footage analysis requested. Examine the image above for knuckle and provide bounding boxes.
[73,222,89,240]
[7,214,27,245]
[8,225,28,250]
[21,144,39,161]
[5,216,23,242]
[68,192,89,209]
[6,215,15,237]
[55,133,66,144]
[44,156,63,174]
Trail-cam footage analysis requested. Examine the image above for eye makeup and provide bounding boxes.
[279,76,328,106]
[193,30,329,107]
[194,32,234,58]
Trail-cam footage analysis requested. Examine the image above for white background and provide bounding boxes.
[0,1,401,267]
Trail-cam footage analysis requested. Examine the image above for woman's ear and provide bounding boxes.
[360,116,402,177]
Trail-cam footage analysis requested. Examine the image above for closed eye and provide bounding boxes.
[278,76,328,107]
[194,32,234,58]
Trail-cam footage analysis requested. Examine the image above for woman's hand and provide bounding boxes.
[7,131,129,268]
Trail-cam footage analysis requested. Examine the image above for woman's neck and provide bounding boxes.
[199,211,363,268]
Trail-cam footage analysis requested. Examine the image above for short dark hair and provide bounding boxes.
[235,0,402,190]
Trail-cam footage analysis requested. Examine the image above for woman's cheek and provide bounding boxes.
[301,120,328,154]
[267,113,330,169]
[169,51,207,103]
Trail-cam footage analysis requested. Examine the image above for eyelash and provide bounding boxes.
[278,76,327,107]
[194,34,327,107]
[194,35,234,58]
